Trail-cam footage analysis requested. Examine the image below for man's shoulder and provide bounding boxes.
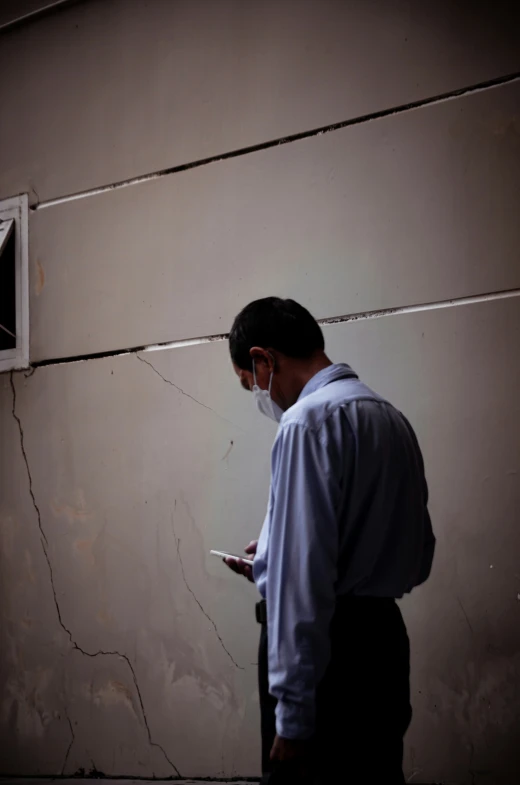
[280,377,387,433]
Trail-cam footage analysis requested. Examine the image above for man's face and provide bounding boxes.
[233,348,285,410]
[234,363,254,392]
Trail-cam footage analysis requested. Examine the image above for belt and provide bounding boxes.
[255,600,267,625]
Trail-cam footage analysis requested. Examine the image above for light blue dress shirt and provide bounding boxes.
[253,363,435,740]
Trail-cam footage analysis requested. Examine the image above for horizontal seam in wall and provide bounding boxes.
[31,70,520,211]
[26,286,520,370]
[0,777,441,783]
[0,0,79,33]
[0,778,262,783]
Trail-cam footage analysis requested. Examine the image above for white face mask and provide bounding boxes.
[252,360,284,423]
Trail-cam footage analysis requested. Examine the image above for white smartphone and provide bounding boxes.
[210,550,254,566]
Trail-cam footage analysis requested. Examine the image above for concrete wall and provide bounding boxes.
[0,1,519,781]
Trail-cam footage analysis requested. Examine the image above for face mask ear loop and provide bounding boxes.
[252,359,258,387]
[267,353,275,396]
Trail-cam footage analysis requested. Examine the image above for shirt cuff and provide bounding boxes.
[275,699,315,740]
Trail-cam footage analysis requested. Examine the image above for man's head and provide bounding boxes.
[229,297,331,415]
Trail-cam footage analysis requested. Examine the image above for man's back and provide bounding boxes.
[283,364,435,598]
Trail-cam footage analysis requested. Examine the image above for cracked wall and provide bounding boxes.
[1,347,268,777]
[2,304,520,782]
[0,0,520,782]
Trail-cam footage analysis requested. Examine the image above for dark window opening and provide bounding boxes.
[0,222,16,351]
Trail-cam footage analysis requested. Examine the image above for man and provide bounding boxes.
[225,297,435,784]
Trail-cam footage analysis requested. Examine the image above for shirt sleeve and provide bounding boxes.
[266,419,342,740]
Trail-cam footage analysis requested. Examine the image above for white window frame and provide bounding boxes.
[0,194,29,372]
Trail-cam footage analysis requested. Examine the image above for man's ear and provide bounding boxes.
[249,346,274,372]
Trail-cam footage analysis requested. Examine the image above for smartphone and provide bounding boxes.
[210,550,254,566]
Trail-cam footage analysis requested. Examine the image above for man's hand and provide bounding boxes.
[270,734,308,763]
[224,540,257,583]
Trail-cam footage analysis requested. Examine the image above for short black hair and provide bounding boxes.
[229,297,325,371]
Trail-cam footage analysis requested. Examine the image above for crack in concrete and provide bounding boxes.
[171,509,243,670]
[221,441,234,462]
[136,354,239,429]
[457,596,474,634]
[81,648,181,776]
[10,374,48,547]
[61,710,75,775]
[10,372,182,779]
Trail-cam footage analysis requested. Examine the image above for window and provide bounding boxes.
[0,194,29,372]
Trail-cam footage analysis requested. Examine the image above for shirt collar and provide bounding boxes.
[298,363,358,401]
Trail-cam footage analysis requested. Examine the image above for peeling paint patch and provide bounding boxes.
[74,538,96,566]
[2,667,53,740]
[96,607,114,626]
[35,259,45,296]
[92,679,138,717]
[51,490,92,524]
[23,550,36,585]
[19,615,33,630]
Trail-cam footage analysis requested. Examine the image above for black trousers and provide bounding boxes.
[258,597,412,784]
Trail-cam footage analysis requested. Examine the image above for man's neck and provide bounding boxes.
[290,353,333,403]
